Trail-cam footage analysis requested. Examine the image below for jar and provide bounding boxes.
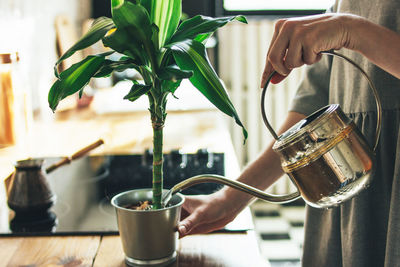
[0,52,30,147]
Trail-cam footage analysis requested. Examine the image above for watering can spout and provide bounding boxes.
[161,174,301,207]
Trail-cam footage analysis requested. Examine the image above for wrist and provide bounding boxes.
[340,14,370,52]
[217,185,255,212]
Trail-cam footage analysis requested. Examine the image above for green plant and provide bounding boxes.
[48,0,247,209]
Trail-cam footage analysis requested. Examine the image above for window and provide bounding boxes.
[221,0,335,16]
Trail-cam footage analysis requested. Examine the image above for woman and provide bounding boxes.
[179,1,400,266]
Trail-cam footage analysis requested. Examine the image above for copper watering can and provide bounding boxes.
[163,51,381,209]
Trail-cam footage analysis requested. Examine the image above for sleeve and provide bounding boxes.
[289,54,332,116]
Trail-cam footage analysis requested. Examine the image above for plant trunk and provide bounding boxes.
[152,115,164,209]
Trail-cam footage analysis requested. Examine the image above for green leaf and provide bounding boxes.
[112,2,152,46]
[111,1,156,68]
[54,17,115,77]
[158,64,193,81]
[94,58,139,77]
[111,0,124,9]
[147,0,181,47]
[140,0,152,15]
[49,54,107,111]
[123,82,152,102]
[161,79,182,94]
[170,40,247,141]
[194,32,213,44]
[151,24,160,51]
[170,15,247,44]
[102,28,146,63]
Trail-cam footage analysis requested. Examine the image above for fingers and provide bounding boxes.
[284,35,304,70]
[182,220,225,236]
[178,210,232,238]
[270,73,287,84]
[268,27,291,76]
[178,194,233,238]
[260,62,276,88]
[303,46,323,65]
[261,70,287,87]
[261,14,346,87]
[178,210,200,237]
[178,195,206,237]
[261,19,286,87]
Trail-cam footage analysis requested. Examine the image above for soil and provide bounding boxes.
[124,201,153,210]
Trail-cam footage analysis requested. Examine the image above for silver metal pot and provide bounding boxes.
[111,189,184,266]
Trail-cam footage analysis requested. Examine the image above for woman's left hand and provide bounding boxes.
[178,189,249,237]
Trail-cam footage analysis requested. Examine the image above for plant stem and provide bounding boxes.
[151,112,164,209]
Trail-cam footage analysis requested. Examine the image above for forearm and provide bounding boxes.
[345,15,400,79]
[178,112,306,236]
[221,111,306,207]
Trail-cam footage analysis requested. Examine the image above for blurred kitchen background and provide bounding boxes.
[0,0,334,266]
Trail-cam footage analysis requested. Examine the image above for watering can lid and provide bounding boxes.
[272,104,343,150]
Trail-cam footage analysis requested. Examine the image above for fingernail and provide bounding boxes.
[178,225,187,235]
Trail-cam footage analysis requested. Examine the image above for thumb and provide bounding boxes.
[178,211,200,237]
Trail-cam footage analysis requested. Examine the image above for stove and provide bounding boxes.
[0,149,225,236]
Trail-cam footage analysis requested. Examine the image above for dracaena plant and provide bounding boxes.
[48,0,247,209]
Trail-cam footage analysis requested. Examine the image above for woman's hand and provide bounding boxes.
[261,13,358,86]
[178,189,249,237]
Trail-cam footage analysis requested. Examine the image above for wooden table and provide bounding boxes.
[0,108,268,266]
[0,231,268,266]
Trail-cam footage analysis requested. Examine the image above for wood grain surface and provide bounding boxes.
[0,232,268,267]
[1,236,100,266]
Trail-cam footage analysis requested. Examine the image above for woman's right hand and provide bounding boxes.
[261,12,400,85]
[261,13,358,87]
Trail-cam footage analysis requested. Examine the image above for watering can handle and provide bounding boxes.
[261,50,382,152]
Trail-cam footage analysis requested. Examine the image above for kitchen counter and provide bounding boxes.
[0,108,241,179]
[0,107,268,266]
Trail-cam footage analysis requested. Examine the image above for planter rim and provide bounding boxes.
[110,188,184,212]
